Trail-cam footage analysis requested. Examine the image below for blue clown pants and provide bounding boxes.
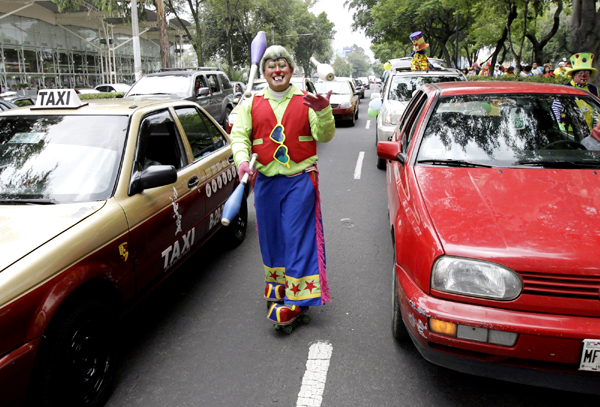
[254,171,327,307]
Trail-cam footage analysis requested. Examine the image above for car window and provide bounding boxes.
[96,86,109,92]
[134,110,188,172]
[388,75,462,101]
[175,107,227,161]
[219,74,232,90]
[206,74,220,93]
[0,115,128,202]
[307,80,316,94]
[14,99,34,107]
[128,75,191,97]
[404,94,428,152]
[417,93,600,167]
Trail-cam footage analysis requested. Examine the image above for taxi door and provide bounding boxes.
[118,109,205,294]
[171,106,237,240]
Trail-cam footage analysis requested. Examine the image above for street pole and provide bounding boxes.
[131,0,142,81]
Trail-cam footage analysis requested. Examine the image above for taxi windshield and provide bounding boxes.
[417,93,600,169]
[127,75,190,97]
[0,115,128,203]
[388,75,462,101]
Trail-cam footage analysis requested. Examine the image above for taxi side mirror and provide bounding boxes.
[377,141,407,166]
[129,165,177,195]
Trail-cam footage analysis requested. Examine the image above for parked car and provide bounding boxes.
[378,81,600,395]
[126,68,235,128]
[231,81,246,96]
[0,89,248,407]
[75,88,101,94]
[226,76,317,133]
[315,78,360,126]
[353,78,365,99]
[374,63,467,169]
[95,83,131,93]
[358,76,370,90]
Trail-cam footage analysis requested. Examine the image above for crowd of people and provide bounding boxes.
[463,57,576,78]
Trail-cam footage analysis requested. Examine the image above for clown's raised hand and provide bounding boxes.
[303,90,332,112]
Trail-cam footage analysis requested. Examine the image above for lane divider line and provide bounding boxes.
[297,341,333,407]
[354,151,365,180]
[366,120,370,129]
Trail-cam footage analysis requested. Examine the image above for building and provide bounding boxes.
[0,0,188,90]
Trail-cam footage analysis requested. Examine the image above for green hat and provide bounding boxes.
[260,45,295,75]
[568,53,597,76]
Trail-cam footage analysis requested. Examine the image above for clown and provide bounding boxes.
[552,52,599,131]
[230,45,335,327]
[410,31,432,71]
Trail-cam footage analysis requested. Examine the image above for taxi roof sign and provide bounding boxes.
[33,89,87,110]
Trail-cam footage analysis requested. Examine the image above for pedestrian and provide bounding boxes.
[505,66,515,76]
[230,45,335,327]
[531,62,542,75]
[479,62,491,76]
[520,65,533,77]
[493,64,503,77]
[542,64,555,78]
[554,61,569,77]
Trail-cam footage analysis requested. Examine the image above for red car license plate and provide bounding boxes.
[579,339,600,371]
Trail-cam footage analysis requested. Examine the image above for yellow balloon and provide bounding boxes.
[384,62,391,71]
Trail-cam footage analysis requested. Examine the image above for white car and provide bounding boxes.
[94,83,131,93]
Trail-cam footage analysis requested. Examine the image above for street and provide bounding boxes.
[107,88,596,407]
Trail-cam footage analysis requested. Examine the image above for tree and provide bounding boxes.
[290,9,335,77]
[347,45,371,76]
[332,56,352,77]
[570,0,600,85]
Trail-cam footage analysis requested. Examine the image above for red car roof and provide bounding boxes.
[423,81,590,97]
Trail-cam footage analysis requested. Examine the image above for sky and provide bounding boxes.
[309,0,374,61]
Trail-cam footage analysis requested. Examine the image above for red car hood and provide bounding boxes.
[415,167,600,274]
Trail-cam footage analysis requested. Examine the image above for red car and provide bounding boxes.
[378,81,600,394]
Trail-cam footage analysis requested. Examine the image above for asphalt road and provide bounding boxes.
[107,87,596,407]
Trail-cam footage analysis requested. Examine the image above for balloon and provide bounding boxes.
[369,98,383,110]
[383,62,391,71]
[368,107,379,118]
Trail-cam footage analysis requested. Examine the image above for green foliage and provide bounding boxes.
[79,92,124,99]
[332,56,353,77]
[347,45,371,77]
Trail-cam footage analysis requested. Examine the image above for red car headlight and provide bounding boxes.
[431,256,522,301]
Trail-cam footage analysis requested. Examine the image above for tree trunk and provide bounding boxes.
[490,5,517,70]
[570,0,600,85]
[155,0,171,69]
[525,0,563,64]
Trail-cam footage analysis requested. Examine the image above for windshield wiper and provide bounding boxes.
[417,159,492,168]
[0,198,59,205]
[514,159,600,169]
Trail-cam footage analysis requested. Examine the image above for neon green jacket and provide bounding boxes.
[230,84,335,176]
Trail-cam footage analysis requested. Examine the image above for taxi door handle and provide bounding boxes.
[188,176,199,189]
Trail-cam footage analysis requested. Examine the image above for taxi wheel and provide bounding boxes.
[349,110,356,127]
[220,195,247,248]
[32,298,117,407]
[392,250,409,341]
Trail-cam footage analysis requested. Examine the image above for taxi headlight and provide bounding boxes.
[431,256,522,301]
[228,112,237,125]
[339,101,352,108]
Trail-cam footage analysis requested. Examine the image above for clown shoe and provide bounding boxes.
[267,304,309,325]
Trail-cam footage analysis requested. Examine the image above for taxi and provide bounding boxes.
[0,89,247,406]
[378,82,600,394]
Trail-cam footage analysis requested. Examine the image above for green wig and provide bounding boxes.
[260,45,295,74]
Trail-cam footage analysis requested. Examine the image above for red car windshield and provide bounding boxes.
[417,94,600,168]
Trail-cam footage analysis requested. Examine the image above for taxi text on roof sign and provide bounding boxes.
[33,89,87,109]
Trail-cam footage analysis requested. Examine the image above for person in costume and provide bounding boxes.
[554,61,569,77]
[410,31,432,71]
[479,62,491,76]
[552,52,599,132]
[230,45,335,326]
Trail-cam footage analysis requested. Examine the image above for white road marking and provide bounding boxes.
[366,120,371,129]
[297,341,333,407]
[354,151,365,179]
